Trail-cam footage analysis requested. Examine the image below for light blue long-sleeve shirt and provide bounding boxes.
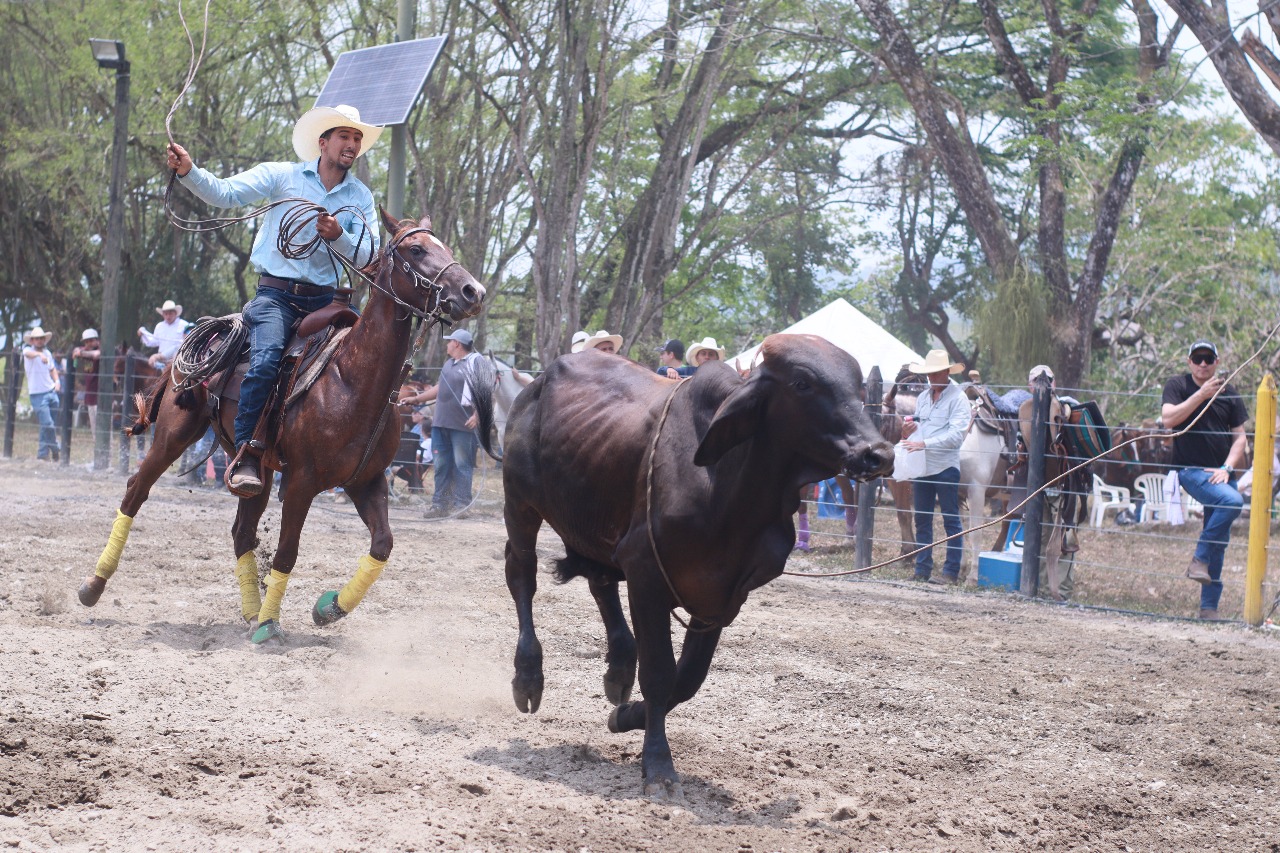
[912,380,971,477]
[178,159,378,287]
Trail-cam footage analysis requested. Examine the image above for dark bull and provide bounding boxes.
[493,333,894,798]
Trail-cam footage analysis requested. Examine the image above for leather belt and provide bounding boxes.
[258,275,331,298]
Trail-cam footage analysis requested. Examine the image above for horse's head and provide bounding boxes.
[379,209,486,324]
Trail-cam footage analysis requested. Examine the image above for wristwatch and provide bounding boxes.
[1222,465,1234,476]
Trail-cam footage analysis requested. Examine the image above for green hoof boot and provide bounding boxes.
[250,619,283,645]
[312,590,347,626]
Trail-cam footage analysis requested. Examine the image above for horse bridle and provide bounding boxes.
[380,226,462,326]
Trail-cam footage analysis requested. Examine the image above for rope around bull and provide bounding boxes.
[782,317,1280,580]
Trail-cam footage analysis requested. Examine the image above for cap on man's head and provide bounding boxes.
[1187,340,1217,358]
[81,328,100,341]
[656,339,685,360]
[443,328,474,347]
[570,330,589,353]
[1028,364,1054,382]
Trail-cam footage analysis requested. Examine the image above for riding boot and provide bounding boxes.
[227,441,265,497]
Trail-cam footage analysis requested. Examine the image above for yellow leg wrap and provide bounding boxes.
[235,552,262,622]
[94,510,134,580]
[336,554,387,614]
[257,569,291,624]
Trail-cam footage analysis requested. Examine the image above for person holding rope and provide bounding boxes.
[400,329,484,518]
[165,104,383,496]
[1161,339,1248,621]
[900,349,969,584]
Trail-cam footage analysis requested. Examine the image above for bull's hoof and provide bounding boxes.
[603,663,635,706]
[250,619,283,646]
[643,775,685,802]
[312,591,347,626]
[512,674,543,714]
[78,576,106,608]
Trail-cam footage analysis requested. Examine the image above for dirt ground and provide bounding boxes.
[2,461,1280,852]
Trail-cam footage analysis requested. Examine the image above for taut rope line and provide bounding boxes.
[784,318,1280,579]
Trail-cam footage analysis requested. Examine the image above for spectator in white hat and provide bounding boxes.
[22,327,61,461]
[72,328,103,434]
[685,337,726,372]
[138,300,191,369]
[166,103,384,495]
[579,330,623,354]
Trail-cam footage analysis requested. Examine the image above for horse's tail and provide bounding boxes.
[468,354,502,461]
[125,371,168,436]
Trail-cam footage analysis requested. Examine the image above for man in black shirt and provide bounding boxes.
[1160,339,1248,620]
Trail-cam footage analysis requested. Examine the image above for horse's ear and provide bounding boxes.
[379,206,401,235]
[694,376,766,467]
[419,212,433,232]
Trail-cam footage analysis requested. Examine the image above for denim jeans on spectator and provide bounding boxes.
[431,426,477,509]
[31,390,60,459]
[912,465,962,580]
[1177,467,1244,610]
[235,286,334,447]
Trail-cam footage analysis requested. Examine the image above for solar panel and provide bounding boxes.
[313,36,447,127]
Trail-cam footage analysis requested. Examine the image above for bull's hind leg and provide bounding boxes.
[313,475,392,626]
[585,568,637,706]
[79,392,208,608]
[504,502,544,713]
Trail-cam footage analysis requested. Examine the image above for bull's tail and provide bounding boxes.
[468,355,502,461]
[125,371,169,436]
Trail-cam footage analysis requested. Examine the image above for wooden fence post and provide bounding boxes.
[61,353,76,467]
[3,347,19,459]
[1245,374,1276,626]
[1020,375,1052,597]
[856,366,883,571]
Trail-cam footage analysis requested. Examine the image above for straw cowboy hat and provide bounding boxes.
[570,330,589,353]
[686,336,726,362]
[292,104,385,161]
[908,348,965,375]
[23,326,52,344]
[155,300,183,318]
[581,330,623,352]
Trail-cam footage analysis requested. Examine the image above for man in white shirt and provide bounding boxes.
[137,300,191,368]
[22,327,62,461]
[900,349,970,583]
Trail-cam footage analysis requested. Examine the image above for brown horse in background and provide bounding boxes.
[78,211,490,644]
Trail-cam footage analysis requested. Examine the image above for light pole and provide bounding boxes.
[89,38,129,471]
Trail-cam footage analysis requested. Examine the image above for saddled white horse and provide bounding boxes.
[488,353,535,455]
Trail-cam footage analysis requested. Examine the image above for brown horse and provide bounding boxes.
[110,345,162,456]
[78,211,489,644]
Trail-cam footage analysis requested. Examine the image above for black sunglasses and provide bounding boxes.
[1190,353,1217,365]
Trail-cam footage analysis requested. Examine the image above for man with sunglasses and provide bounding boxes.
[1161,340,1248,620]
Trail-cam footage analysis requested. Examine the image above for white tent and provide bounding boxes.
[728,298,924,383]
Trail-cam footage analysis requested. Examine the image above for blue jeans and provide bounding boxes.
[31,390,60,459]
[235,286,334,447]
[432,426,477,509]
[1178,468,1244,610]
[913,466,962,579]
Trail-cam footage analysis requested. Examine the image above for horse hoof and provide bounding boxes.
[312,591,347,626]
[78,576,106,608]
[511,677,543,714]
[250,619,283,645]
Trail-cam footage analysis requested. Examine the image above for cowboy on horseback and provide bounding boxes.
[165,104,384,495]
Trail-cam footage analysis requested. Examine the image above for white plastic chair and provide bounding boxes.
[1091,474,1135,528]
[1134,472,1169,523]
[1181,488,1204,518]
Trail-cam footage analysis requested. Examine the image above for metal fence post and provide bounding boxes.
[856,366,883,571]
[3,347,19,458]
[1020,374,1052,597]
[1245,374,1276,626]
[61,354,76,467]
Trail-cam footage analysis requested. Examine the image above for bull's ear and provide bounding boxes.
[694,379,766,467]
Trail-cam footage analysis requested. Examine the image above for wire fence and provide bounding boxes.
[6,345,1277,621]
